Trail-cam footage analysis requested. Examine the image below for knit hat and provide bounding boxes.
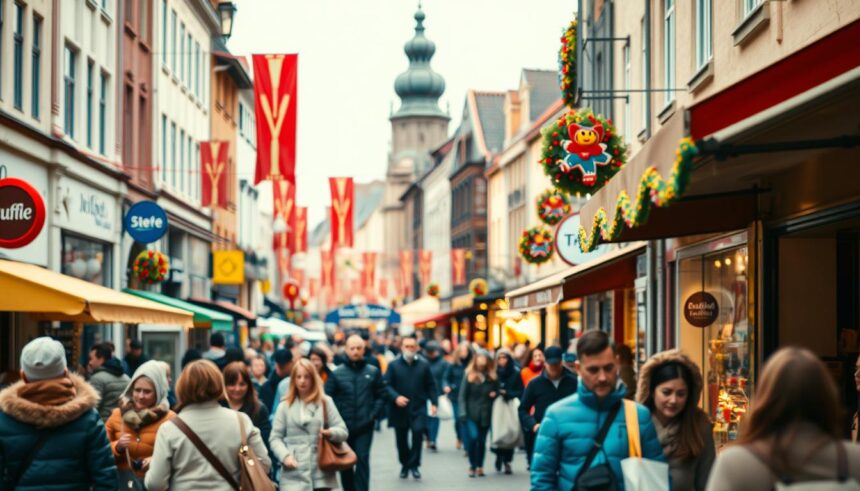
[21,337,68,381]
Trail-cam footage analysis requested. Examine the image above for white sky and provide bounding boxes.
[228,0,576,229]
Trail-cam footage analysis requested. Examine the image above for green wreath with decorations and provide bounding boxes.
[133,250,170,284]
[559,19,577,108]
[469,278,488,297]
[519,226,555,264]
[427,283,440,297]
[577,137,700,252]
[536,188,572,226]
[540,108,628,196]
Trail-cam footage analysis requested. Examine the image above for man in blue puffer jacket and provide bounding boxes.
[531,330,665,490]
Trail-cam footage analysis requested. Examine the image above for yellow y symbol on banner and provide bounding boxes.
[206,142,225,206]
[332,178,351,247]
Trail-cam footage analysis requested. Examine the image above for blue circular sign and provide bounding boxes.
[124,201,168,243]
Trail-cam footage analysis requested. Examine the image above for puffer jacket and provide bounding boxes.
[531,381,665,491]
[0,373,116,490]
[89,358,131,421]
[105,404,175,477]
[324,359,390,435]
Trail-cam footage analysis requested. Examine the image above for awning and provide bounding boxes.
[506,270,567,312]
[123,289,233,331]
[257,317,308,337]
[413,312,451,328]
[187,297,257,327]
[563,242,647,299]
[398,296,441,327]
[0,260,193,326]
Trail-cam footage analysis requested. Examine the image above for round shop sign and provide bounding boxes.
[684,291,719,328]
[124,201,168,243]
[555,213,608,266]
[0,178,46,249]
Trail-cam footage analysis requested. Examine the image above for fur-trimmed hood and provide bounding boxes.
[636,350,703,405]
[0,373,100,428]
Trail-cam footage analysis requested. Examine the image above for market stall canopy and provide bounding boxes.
[257,317,319,339]
[187,297,257,327]
[0,260,193,326]
[123,289,232,331]
[398,295,441,328]
[325,304,401,325]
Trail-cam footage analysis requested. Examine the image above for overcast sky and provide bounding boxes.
[228,0,576,229]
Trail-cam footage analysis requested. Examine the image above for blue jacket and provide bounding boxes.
[531,381,665,491]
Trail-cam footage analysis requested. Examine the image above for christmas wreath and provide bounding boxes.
[559,19,577,108]
[519,226,555,264]
[540,108,627,196]
[536,188,572,226]
[469,278,488,297]
[133,250,170,284]
[427,283,440,297]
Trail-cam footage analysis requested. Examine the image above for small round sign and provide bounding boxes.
[684,291,719,328]
[555,213,608,266]
[0,178,46,249]
[124,201,169,244]
[282,280,300,302]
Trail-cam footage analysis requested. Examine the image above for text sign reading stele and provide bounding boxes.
[125,201,168,244]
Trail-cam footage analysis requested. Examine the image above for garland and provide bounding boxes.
[133,250,170,284]
[577,138,699,252]
[519,226,555,264]
[559,19,577,108]
[540,108,627,196]
[536,188,572,226]
[427,283,440,297]
[469,278,488,298]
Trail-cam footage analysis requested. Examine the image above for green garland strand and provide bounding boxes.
[559,19,577,108]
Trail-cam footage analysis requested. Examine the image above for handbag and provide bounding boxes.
[747,442,860,491]
[491,397,522,449]
[236,412,276,491]
[436,395,454,420]
[620,400,669,491]
[572,401,622,491]
[317,398,358,472]
[116,422,146,491]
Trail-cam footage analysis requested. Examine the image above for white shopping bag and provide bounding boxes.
[621,400,669,491]
[436,395,453,420]
[490,397,522,449]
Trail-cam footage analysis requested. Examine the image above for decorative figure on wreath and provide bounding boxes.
[561,122,611,187]
[519,226,555,265]
[537,188,572,226]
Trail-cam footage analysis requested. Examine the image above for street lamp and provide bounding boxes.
[218,1,237,40]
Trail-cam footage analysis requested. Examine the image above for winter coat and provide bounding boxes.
[89,358,131,421]
[0,373,116,491]
[457,373,498,428]
[530,381,665,491]
[496,360,524,402]
[443,360,468,401]
[145,401,271,491]
[259,372,286,412]
[518,370,578,433]
[385,356,439,431]
[324,359,390,435]
[426,355,450,397]
[636,349,715,491]
[520,363,543,388]
[269,395,349,491]
[105,405,175,477]
[220,399,271,458]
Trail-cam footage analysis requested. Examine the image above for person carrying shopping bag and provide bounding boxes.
[491,348,523,475]
[458,349,498,478]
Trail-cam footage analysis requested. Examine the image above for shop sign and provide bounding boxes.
[213,250,245,285]
[509,285,562,312]
[0,177,46,249]
[452,294,474,311]
[125,201,168,243]
[684,291,719,328]
[556,213,608,266]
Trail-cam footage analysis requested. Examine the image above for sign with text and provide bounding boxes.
[556,213,608,265]
[0,178,46,249]
[684,291,719,328]
[124,201,168,243]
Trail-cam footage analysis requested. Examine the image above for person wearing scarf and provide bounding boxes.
[106,360,175,478]
[520,348,545,388]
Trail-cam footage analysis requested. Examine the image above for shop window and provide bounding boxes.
[31,15,42,119]
[61,233,112,287]
[12,1,23,110]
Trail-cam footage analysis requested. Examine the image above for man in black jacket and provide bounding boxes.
[325,335,391,491]
[257,349,293,412]
[423,341,449,451]
[385,335,438,480]
[518,346,577,466]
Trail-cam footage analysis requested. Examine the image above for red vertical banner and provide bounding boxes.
[361,252,377,294]
[309,278,319,299]
[399,250,413,298]
[320,249,335,289]
[201,141,229,208]
[272,180,295,252]
[277,248,291,280]
[451,248,467,286]
[329,177,354,249]
[253,54,297,185]
[380,278,389,299]
[294,207,308,253]
[418,250,432,290]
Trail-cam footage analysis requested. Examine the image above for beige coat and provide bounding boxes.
[144,401,271,491]
[705,423,860,491]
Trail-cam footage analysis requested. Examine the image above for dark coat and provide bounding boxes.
[443,361,468,401]
[220,399,271,453]
[497,363,524,402]
[426,355,450,396]
[384,356,438,431]
[458,374,498,428]
[0,374,116,490]
[324,359,389,435]
[258,372,285,412]
[518,370,578,433]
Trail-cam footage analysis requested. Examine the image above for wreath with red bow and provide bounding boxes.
[559,19,577,108]
[519,226,555,264]
[536,188,572,226]
[427,283,440,297]
[469,278,488,297]
[133,250,170,284]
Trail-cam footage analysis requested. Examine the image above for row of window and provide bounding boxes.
[161,114,201,203]
[0,1,43,119]
[162,0,205,102]
[64,45,110,155]
[238,102,256,145]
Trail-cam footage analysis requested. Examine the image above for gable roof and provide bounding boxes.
[522,69,560,121]
[466,90,506,161]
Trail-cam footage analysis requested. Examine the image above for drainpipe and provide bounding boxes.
[644,0,652,138]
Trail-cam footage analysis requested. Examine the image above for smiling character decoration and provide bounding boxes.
[561,122,611,186]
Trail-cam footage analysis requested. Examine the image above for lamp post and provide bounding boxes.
[218,1,237,41]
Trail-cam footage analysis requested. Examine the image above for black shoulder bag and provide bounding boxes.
[572,401,623,491]
[4,431,49,490]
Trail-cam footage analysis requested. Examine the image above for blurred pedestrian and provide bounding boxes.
[145,359,271,490]
[444,342,473,451]
[616,343,637,399]
[424,340,449,451]
[0,337,115,489]
[155,360,178,410]
[223,361,272,457]
[309,346,333,384]
[216,346,245,371]
[88,342,130,421]
[202,332,227,361]
[260,349,294,413]
[180,348,202,369]
[250,354,269,388]
[270,358,349,491]
[492,347,523,474]
[124,338,149,377]
[459,349,498,478]
[637,350,715,491]
[520,347,544,388]
[706,347,860,491]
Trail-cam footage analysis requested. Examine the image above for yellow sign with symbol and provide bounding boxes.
[213,250,245,285]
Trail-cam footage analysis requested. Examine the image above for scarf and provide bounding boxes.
[17,377,77,406]
[120,398,169,431]
[654,418,681,458]
[528,361,544,373]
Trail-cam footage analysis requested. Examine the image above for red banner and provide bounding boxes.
[309,278,319,299]
[361,252,377,293]
[201,141,229,208]
[253,54,297,185]
[321,249,335,289]
[329,177,354,249]
[399,250,413,298]
[452,248,466,286]
[418,250,432,290]
[294,207,308,253]
[379,278,389,299]
[272,180,295,252]
[277,247,290,279]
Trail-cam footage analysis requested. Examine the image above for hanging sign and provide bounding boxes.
[684,291,719,328]
[213,250,245,285]
[556,213,608,266]
[0,178,46,249]
[125,201,168,244]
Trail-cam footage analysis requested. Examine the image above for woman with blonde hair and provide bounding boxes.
[458,349,498,477]
[270,358,349,491]
[706,347,860,490]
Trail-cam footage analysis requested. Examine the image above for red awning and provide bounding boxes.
[414,312,451,328]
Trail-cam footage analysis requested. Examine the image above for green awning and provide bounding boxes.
[123,289,234,332]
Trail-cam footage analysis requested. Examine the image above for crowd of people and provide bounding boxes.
[0,328,857,490]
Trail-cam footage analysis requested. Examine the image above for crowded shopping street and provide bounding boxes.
[1,0,860,490]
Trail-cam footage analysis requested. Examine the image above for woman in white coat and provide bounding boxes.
[270,358,349,491]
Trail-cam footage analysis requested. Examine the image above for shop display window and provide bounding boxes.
[62,233,111,286]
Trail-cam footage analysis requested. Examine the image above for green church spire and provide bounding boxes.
[392,3,447,120]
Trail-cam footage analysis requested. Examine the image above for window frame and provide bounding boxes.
[663,0,676,105]
[160,0,167,65]
[696,0,713,69]
[623,44,631,145]
[31,14,41,119]
[170,9,176,73]
[12,1,24,110]
[99,71,108,154]
[170,122,177,188]
[179,22,185,84]
[86,59,94,148]
[64,45,77,138]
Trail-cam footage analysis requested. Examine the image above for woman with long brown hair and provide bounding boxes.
[637,350,715,491]
[222,361,271,456]
[458,349,498,477]
[706,347,860,490]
